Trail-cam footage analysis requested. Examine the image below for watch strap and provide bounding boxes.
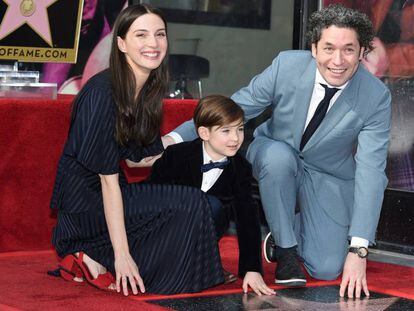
[349,246,368,258]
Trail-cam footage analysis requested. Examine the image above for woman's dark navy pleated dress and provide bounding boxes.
[50,71,224,294]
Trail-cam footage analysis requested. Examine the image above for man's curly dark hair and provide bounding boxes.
[307,4,374,55]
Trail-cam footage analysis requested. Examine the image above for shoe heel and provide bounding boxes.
[73,252,115,291]
[59,255,83,281]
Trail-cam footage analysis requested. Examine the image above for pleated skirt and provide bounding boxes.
[52,183,224,294]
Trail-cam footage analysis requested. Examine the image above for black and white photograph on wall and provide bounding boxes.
[130,0,271,29]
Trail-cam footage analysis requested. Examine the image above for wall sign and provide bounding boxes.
[0,0,83,63]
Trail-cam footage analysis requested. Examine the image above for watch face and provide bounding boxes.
[357,247,368,258]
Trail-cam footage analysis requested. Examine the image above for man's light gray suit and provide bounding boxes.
[174,50,391,279]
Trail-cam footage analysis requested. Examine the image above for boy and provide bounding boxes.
[150,95,274,295]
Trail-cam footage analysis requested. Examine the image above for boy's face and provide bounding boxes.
[198,119,244,161]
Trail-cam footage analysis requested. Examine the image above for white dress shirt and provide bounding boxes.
[200,142,227,192]
[304,69,348,130]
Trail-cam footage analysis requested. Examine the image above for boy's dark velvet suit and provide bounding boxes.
[150,138,262,277]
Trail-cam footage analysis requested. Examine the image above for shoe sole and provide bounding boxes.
[275,278,306,287]
[263,232,274,263]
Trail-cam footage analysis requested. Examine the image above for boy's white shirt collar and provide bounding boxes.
[202,141,227,164]
[201,141,227,192]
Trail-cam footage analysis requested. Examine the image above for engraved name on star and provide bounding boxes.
[0,0,58,46]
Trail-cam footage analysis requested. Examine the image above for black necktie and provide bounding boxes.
[300,84,339,151]
[201,160,230,173]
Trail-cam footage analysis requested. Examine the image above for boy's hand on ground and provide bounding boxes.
[242,271,275,296]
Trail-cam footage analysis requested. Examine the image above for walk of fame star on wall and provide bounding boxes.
[0,0,58,46]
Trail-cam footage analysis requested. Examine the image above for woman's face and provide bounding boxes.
[117,13,167,77]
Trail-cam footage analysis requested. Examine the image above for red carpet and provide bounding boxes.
[0,236,413,310]
[0,97,197,253]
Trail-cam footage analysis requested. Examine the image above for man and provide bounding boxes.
[163,4,391,299]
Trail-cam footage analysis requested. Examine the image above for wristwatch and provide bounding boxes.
[349,246,369,258]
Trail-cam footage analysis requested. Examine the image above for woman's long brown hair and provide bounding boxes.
[110,3,169,146]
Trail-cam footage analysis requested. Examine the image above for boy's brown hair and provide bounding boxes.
[194,95,244,129]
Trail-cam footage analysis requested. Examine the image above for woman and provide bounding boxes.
[51,4,224,296]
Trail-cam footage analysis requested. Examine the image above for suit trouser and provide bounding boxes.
[206,195,229,240]
[247,136,349,280]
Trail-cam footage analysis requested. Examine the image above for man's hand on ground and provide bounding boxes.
[339,252,369,298]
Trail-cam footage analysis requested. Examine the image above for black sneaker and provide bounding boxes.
[263,232,277,263]
[275,249,306,287]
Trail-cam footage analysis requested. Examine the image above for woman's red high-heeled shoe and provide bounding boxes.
[58,255,84,282]
[72,252,116,292]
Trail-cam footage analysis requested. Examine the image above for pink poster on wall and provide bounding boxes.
[324,0,414,192]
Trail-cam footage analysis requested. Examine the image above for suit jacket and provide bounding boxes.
[174,50,392,244]
[149,138,262,277]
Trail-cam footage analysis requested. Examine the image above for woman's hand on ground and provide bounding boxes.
[114,253,145,296]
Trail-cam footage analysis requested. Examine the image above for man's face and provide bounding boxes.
[312,25,365,87]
